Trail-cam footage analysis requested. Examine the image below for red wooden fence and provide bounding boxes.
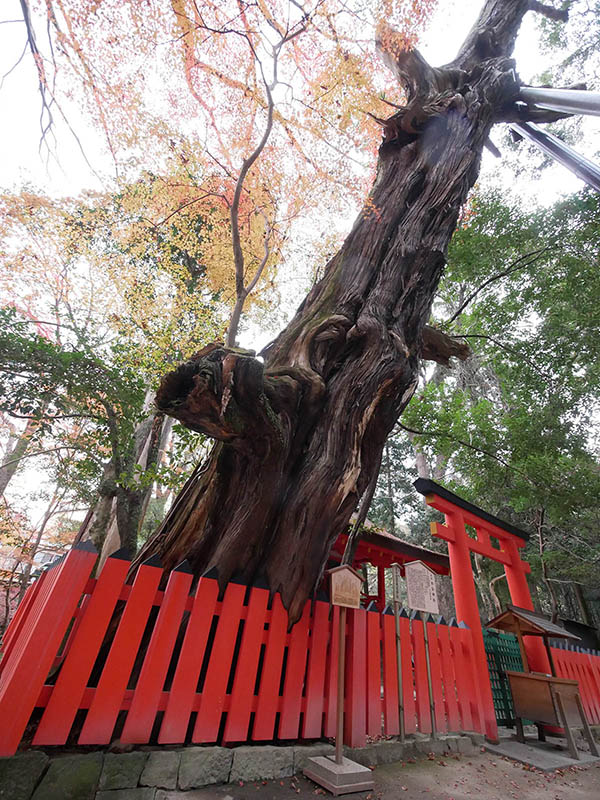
[0,543,488,757]
[552,643,600,725]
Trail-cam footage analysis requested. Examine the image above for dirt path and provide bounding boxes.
[190,750,600,800]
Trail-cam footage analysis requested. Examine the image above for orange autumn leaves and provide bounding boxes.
[30,0,437,333]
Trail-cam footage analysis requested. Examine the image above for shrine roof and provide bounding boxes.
[334,521,450,575]
[486,604,580,640]
[414,478,531,542]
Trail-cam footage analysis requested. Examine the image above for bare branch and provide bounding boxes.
[528,1,569,22]
[443,246,552,326]
[450,333,557,386]
[0,41,28,89]
[341,453,382,566]
[226,57,275,346]
[0,445,86,471]
[397,421,536,485]
[19,0,54,150]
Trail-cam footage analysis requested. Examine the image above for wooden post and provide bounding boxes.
[543,635,557,678]
[515,621,529,673]
[553,689,579,760]
[391,563,405,741]
[377,565,386,611]
[422,616,437,739]
[336,606,347,765]
[575,692,600,757]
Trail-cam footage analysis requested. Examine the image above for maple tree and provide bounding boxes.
[0,178,230,556]
[16,0,580,622]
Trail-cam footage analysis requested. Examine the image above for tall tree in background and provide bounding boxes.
[379,187,600,613]
[0,175,235,555]
[16,0,588,622]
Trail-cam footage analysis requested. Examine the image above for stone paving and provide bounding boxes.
[1,731,599,799]
[0,734,478,799]
[485,736,600,772]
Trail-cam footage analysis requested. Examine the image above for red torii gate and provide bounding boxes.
[414,479,551,742]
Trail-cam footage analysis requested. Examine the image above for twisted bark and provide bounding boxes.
[134,0,569,623]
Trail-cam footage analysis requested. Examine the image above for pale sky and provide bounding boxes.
[0,0,597,200]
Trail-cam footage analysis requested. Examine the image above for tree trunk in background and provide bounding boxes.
[537,507,560,622]
[384,443,396,534]
[0,418,38,498]
[133,0,568,624]
[75,411,168,562]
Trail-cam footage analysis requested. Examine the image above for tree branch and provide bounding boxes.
[421,325,470,366]
[528,1,569,22]
[450,333,557,385]
[443,246,552,326]
[397,422,536,485]
[375,35,440,102]
[341,452,383,566]
[226,47,276,347]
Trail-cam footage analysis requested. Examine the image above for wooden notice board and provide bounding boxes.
[405,560,439,614]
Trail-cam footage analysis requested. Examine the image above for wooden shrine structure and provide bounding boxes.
[486,605,599,759]
[331,521,450,611]
[0,481,599,757]
[415,478,558,741]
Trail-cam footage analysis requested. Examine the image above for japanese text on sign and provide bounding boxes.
[329,566,363,609]
[405,560,439,614]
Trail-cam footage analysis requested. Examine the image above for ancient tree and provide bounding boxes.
[130,0,570,623]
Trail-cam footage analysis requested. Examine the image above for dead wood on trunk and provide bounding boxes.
[133,0,570,624]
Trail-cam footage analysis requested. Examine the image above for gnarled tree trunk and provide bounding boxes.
[134,0,569,624]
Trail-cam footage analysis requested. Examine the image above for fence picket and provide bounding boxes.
[0,542,97,757]
[78,555,164,745]
[399,611,416,734]
[344,607,367,747]
[366,606,381,737]
[279,601,311,739]
[460,625,483,733]
[302,598,331,739]
[33,550,131,745]
[193,580,247,743]
[323,605,340,738]
[382,610,399,736]
[437,624,460,731]
[223,582,270,743]
[252,592,288,740]
[121,561,194,743]
[426,618,446,733]
[158,571,219,744]
[449,623,473,731]
[411,615,431,734]
[0,575,40,660]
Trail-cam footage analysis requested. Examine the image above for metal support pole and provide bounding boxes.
[510,121,600,193]
[519,86,600,118]
[335,606,347,765]
[391,566,405,742]
[422,615,437,739]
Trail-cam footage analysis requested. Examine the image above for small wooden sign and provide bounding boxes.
[390,562,403,601]
[405,560,439,614]
[328,565,363,609]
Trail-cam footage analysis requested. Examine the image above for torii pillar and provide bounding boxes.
[414,479,551,742]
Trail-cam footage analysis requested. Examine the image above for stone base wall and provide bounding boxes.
[0,734,486,800]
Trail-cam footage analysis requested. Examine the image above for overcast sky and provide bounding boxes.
[0,0,597,201]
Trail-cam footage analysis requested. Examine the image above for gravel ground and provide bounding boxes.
[186,749,600,800]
